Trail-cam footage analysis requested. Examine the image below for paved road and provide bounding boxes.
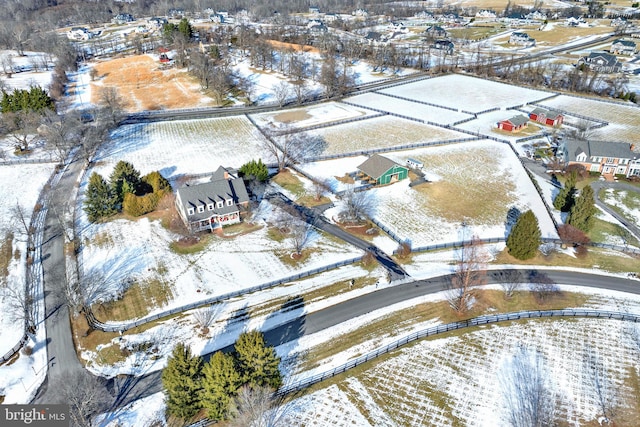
[591,181,640,241]
[105,267,640,408]
[33,156,92,404]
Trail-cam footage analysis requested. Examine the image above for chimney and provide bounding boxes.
[224,170,229,180]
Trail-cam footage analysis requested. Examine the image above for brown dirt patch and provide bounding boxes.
[266,39,320,54]
[90,55,216,111]
[273,109,312,123]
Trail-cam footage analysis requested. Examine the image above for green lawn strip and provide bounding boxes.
[589,216,640,247]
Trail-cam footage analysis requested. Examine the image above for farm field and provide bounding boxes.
[284,317,640,426]
[304,115,471,158]
[538,95,640,143]
[377,74,552,113]
[90,117,270,179]
[361,140,557,248]
[250,102,376,130]
[90,54,216,111]
[343,92,472,125]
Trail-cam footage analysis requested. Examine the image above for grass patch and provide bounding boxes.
[494,246,640,273]
[335,173,355,184]
[92,278,173,322]
[589,216,640,247]
[0,232,14,283]
[272,170,306,197]
[273,109,312,123]
[277,248,315,266]
[266,226,287,242]
[169,234,212,254]
[296,195,332,207]
[298,289,589,372]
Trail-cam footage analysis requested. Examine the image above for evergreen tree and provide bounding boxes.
[506,210,541,260]
[83,172,116,222]
[162,343,203,420]
[0,86,54,113]
[553,171,577,212]
[234,331,282,390]
[178,18,193,39]
[109,160,141,207]
[239,159,269,182]
[568,185,597,232]
[201,351,241,421]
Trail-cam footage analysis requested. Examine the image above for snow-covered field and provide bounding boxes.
[377,74,552,113]
[538,95,640,143]
[343,92,472,125]
[250,102,376,130]
[0,164,56,355]
[0,50,53,92]
[90,117,270,179]
[305,115,471,157]
[601,188,640,229]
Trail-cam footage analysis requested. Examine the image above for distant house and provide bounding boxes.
[309,6,320,14]
[113,13,135,24]
[578,52,622,73]
[210,13,225,23]
[324,13,339,23]
[357,154,408,185]
[175,166,250,232]
[67,27,92,41]
[475,10,497,19]
[611,39,636,55]
[365,31,386,44]
[148,17,168,29]
[497,115,528,132]
[425,25,447,38]
[525,10,546,20]
[566,16,586,27]
[559,139,639,177]
[406,158,424,170]
[432,39,454,54]
[529,108,564,127]
[509,32,535,46]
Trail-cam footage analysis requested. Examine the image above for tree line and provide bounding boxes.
[162,330,284,424]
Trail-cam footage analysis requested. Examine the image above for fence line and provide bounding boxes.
[277,308,640,396]
[269,112,387,136]
[86,256,363,333]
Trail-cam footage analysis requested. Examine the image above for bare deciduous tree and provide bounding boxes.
[41,110,81,163]
[1,110,42,152]
[499,346,558,427]
[528,271,559,304]
[289,217,314,256]
[311,178,330,202]
[97,86,126,126]
[262,128,324,172]
[445,234,487,314]
[339,186,376,223]
[272,81,292,107]
[229,385,293,427]
[583,345,618,424]
[193,304,223,333]
[4,279,35,332]
[496,270,522,298]
[58,371,111,427]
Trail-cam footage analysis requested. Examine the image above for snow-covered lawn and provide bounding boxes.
[343,92,472,125]
[306,115,470,157]
[378,74,552,113]
[90,117,270,179]
[359,140,557,247]
[0,164,56,355]
[0,50,53,92]
[78,202,362,323]
[250,101,376,129]
[538,95,640,143]
[600,188,640,229]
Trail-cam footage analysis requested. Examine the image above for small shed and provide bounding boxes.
[529,107,563,127]
[357,154,408,185]
[407,158,424,170]
[497,115,528,132]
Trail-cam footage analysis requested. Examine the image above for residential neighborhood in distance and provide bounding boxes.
[1,0,640,426]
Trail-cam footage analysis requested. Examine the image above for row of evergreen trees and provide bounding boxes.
[84,161,171,222]
[162,330,282,422]
[505,171,597,261]
[1,86,55,113]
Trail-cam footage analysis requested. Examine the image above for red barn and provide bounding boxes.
[497,115,528,132]
[529,107,563,127]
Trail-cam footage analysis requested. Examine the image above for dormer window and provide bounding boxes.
[187,208,194,215]
[217,201,223,208]
[226,199,233,206]
[207,203,214,211]
[197,205,204,213]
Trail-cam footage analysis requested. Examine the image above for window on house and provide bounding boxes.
[187,208,194,215]
[208,203,214,211]
[217,201,223,208]
[226,199,233,206]
[197,205,204,213]
[607,157,614,163]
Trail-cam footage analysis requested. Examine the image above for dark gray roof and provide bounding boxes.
[358,154,405,179]
[563,139,634,162]
[585,51,619,66]
[530,107,562,118]
[503,115,528,126]
[612,39,636,47]
[176,168,249,222]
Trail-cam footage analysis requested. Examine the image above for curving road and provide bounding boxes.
[104,268,640,408]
